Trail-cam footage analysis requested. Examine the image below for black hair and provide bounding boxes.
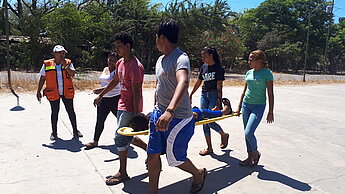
[108,52,120,60]
[156,19,179,44]
[113,31,134,49]
[129,113,150,132]
[202,47,221,65]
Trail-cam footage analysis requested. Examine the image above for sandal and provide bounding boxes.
[190,168,207,193]
[222,98,232,114]
[253,152,261,165]
[199,149,213,156]
[84,142,98,150]
[220,133,229,149]
[105,175,130,185]
[239,159,254,166]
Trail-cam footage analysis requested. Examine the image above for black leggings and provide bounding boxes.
[94,95,120,141]
[49,96,77,135]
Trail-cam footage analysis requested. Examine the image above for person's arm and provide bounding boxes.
[215,80,223,109]
[235,82,247,114]
[132,82,143,114]
[93,73,120,106]
[93,87,106,94]
[63,61,76,77]
[156,69,189,131]
[65,65,76,77]
[189,79,202,104]
[154,81,157,106]
[93,68,108,94]
[36,75,46,102]
[266,80,274,123]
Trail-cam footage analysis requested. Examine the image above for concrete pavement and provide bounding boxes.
[1,84,345,193]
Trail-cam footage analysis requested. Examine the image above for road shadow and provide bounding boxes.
[155,150,311,193]
[121,173,149,193]
[10,105,25,111]
[42,137,83,152]
[97,145,139,162]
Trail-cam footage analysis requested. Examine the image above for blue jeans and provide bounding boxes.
[200,90,223,136]
[115,110,135,151]
[241,102,266,153]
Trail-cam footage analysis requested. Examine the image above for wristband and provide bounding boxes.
[166,108,175,116]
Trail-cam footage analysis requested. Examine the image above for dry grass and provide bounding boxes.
[1,71,345,93]
[2,79,345,94]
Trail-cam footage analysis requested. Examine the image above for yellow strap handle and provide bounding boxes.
[117,112,241,136]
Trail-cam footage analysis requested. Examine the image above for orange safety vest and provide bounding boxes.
[44,58,75,101]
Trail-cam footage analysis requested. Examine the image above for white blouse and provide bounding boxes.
[99,68,121,98]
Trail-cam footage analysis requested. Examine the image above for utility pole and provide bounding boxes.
[5,0,11,87]
[323,0,334,74]
[303,1,326,82]
[4,0,23,111]
[303,13,311,82]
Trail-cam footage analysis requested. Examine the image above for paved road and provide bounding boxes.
[1,84,345,193]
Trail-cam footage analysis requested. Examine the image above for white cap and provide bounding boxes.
[53,45,68,53]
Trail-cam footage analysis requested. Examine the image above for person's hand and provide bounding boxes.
[93,88,103,94]
[234,108,241,116]
[93,95,103,107]
[155,111,173,132]
[267,112,274,123]
[36,91,42,103]
[192,112,198,119]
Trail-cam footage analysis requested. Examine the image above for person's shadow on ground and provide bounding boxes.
[120,150,311,193]
[42,137,83,152]
[122,173,149,193]
[97,145,139,162]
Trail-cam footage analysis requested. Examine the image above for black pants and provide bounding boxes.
[49,96,78,135]
[94,95,120,141]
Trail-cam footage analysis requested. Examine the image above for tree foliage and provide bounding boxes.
[0,0,344,74]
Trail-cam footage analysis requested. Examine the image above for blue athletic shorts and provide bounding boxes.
[147,108,195,167]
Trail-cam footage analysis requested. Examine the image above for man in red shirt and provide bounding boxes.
[94,32,147,185]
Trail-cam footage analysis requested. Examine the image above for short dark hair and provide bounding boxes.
[129,113,150,132]
[156,19,179,44]
[108,52,120,60]
[114,31,134,49]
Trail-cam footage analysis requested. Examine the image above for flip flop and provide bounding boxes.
[199,149,213,156]
[220,133,229,149]
[84,142,98,150]
[105,175,130,185]
[222,98,232,114]
[190,168,207,193]
[239,159,254,166]
[253,152,261,165]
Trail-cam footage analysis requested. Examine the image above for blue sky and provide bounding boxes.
[151,0,345,23]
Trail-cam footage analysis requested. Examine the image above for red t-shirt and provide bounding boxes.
[116,57,144,112]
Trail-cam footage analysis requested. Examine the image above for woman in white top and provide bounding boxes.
[85,53,121,149]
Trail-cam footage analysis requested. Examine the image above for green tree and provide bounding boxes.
[238,0,332,73]
[328,18,345,74]
[163,0,240,69]
[43,3,92,68]
[108,0,161,72]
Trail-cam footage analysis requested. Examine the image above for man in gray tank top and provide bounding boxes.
[155,47,193,118]
[147,19,207,194]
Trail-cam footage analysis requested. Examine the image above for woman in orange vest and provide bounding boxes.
[36,45,83,141]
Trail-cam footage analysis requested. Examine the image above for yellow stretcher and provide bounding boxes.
[117,112,241,136]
